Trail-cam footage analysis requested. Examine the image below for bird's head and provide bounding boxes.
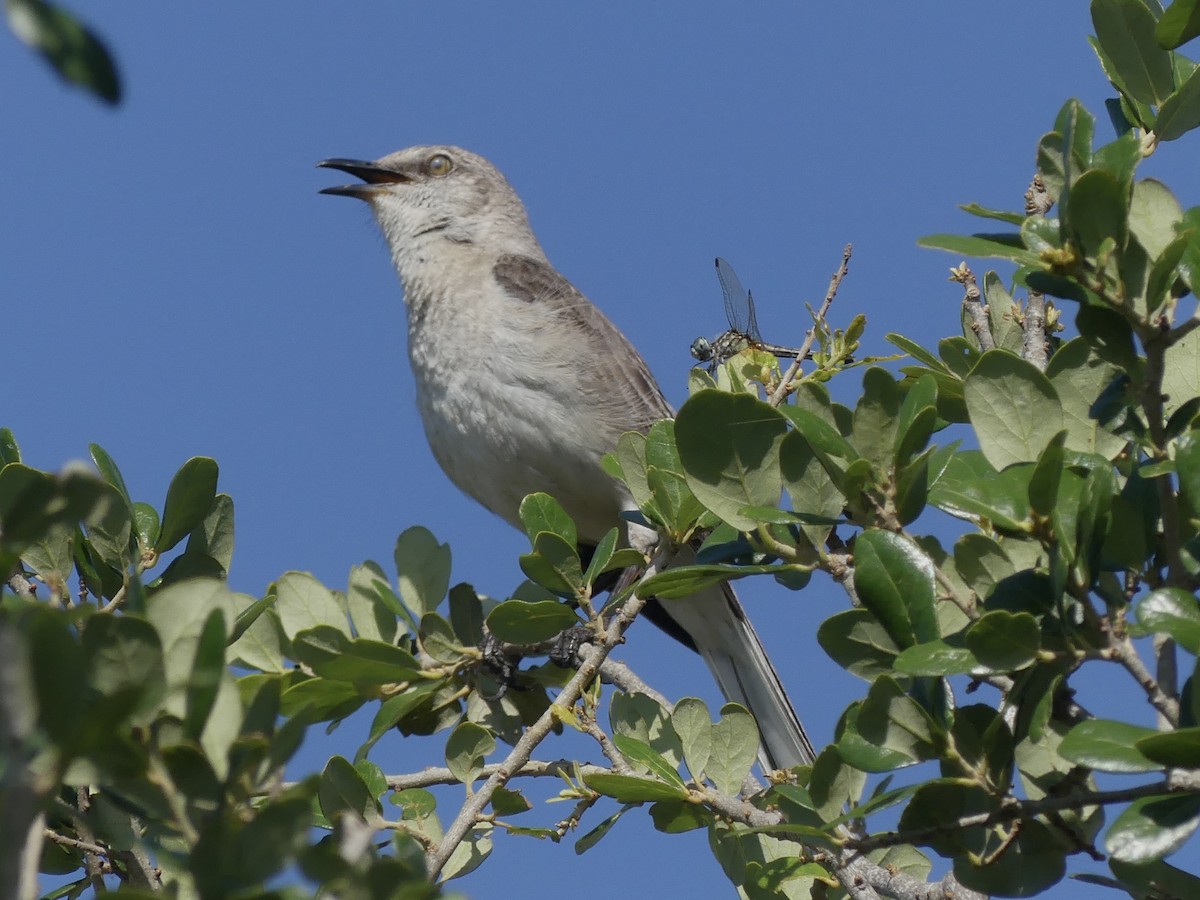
[319,145,538,256]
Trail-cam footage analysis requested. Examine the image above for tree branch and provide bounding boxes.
[424,559,656,879]
[768,244,853,407]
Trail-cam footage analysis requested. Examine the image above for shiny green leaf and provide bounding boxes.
[852,529,938,649]
[155,457,218,553]
[394,526,451,618]
[965,350,1064,469]
[1060,719,1163,772]
[518,492,577,547]
[676,390,788,531]
[1107,793,1200,862]
[445,721,495,784]
[485,599,578,644]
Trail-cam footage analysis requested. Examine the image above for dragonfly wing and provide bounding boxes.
[715,257,751,334]
[744,289,762,343]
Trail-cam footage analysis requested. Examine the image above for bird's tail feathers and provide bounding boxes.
[659,580,816,772]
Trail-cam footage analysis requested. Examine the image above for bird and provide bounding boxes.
[319,145,815,770]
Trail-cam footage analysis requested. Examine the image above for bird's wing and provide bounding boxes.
[493,254,673,432]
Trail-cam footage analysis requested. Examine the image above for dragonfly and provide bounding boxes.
[690,257,810,371]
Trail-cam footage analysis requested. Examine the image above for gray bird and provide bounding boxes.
[319,146,815,770]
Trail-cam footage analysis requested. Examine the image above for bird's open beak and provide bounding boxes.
[318,158,412,198]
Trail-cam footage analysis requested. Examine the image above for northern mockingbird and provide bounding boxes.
[319,146,816,770]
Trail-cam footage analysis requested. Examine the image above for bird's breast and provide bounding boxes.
[403,281,628,542]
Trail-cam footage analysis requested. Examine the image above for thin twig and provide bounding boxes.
[424,554,659,880]
[844,778,1181,854]
[1106,636,1180,726]
[949,262,995,352]
[1022,174,1053,370]
[385,759,611,792]
[768,244,853,407]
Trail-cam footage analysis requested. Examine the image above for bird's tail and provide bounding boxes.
[657,577,816,772]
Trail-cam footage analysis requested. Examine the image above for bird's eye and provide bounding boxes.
[426,154,453,177]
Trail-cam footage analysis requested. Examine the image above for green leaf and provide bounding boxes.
[952,819,1068,896]
[783,405,859,462]
[1165,326,1200,423]
[0,462,106,546]
[1060,719,1163,772]
[672,697,713,781]
[1136,727,1200,767]
[83,480,132,571]
[292,626,423,683]
[227,595,284,672]
[1155,60,1200,141]
[573,806,628,853]
[485,599,578,644]
[184,608,227,739]
[637,561,793,600]
[442,825,492,881]
[1109,858,1200,900]
[87,443,131,506]
[894,639,980,676]
[582,772,687,803]
[186,493,234,574]
[676,390,789,531]
[155,457,219,553]
[959,203,1025,226]
[1131,179,1186,263]
[1045,338,1126,459]
[610,691,682,767]
[837,705,922,773]
[145,578,236,719]
[612,431,654,515]
[448,582,485,646]
[581,527,621,588]
[131,501,160,552]
[780,430,845,549]
[394,526,451,618]
[519,531,583,598]
[852,367,903,473]
[648,800,713,833]
[887,332,952,373]
[817,608,901,680]
[706,703,761,794]
[518,492,577,547]
[612,734,687,788]
[0,428,20,465]
[319,755,381,824]
[1068,169,1129,256]
[1092,0,1176,106]
[917,233,1040,267]
[1157,0,1200,48]
[1027,431,1067,517]
[858,677,940,763]
[346,561,399,645]
[1137,587,1200,652]
[6,0,121,105]
[418,613,462,664]
[490,786,532,816]
[280,676,363,721]
[274,571,348,640]
[965,611,1040,672]
[445,721,495,784]
[81,613,165,724]
[954,534,1015,604]
[852,529,938,649]
[358,682,440,758]
[1106,793,1200,862]
[964,350,1065,469]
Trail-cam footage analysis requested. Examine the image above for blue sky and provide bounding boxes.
[5,3,1200,897]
